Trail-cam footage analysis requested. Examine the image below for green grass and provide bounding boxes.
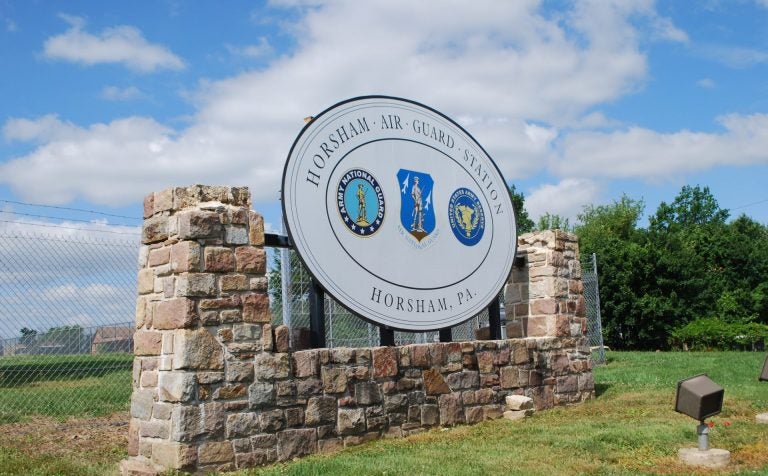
[240,352,768,476]
[1,351,767,475]
[0,353,132,421]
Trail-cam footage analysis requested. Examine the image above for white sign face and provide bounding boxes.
[282,96,517,331]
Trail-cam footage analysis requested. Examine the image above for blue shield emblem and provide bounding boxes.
[397,169,435,242]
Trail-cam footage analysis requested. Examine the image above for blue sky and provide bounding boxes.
[1,0,768,235]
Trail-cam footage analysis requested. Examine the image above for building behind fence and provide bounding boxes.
[0,229,604,417]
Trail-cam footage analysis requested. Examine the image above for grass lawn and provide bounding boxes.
[0,351,766,475]
[0,353,133,423]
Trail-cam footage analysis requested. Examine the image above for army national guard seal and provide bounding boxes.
[282,96,517,331]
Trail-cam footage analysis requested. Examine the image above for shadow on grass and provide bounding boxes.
[594,383,611,397]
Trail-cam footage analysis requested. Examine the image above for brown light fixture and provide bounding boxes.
[675,374,724,451]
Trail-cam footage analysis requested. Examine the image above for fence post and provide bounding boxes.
[488,298,501,340]
[379,327,395,346]
[309,278,326,348]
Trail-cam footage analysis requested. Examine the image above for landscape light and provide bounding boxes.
[760,354,768,382]
[674,374,724,451]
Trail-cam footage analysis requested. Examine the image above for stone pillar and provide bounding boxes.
[122,185,269,475]
[504,230,586,339]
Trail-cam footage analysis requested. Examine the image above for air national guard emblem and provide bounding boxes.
[448,188,485,246]
[397,169,435,242]
[336,168,385,237]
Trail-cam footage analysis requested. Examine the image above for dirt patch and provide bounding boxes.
[0,411,129,465]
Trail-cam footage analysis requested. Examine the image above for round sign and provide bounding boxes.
[282,96,517,331]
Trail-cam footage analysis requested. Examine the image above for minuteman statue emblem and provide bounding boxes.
[397,169,435,242]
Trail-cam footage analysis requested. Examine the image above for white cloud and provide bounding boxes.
[227,38,274,58]
[553,113,768,179]
[100,85,144,101]
[4,1,685,208]
[525,178,600,222]
[697,78,716,89]
[704,45,768,68]
[43,14,185,72]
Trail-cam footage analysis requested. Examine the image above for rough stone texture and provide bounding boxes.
[124,192,594,476]
[173,328,224,370]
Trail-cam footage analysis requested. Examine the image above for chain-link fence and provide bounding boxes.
[0,228,604,418]
[582,253,606,365]
[0,231,139,419]
[270,247,605,362]
[268,248,489,347]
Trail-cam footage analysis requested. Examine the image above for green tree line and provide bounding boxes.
[520,185,768,350]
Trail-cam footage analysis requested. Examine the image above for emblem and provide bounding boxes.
[448,188,485,246]
[397,169,435,242]
[336,168,385,237]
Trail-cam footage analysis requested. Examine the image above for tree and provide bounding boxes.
[19,327,37,346]
[508,184,534,234]
[535,212,571,232]
[575,195,649,348]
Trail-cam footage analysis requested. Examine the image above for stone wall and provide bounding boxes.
[121,185,594,475]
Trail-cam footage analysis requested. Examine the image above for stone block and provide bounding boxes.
[276,428,317,462]
[249,381,275,409]
[204,247,235,272]
[225,361,253,383]
[221,274,248,292]
[214,384,247,400]
[198,441,234,465]
[227,412,259,439]
[505,321,524,338]
[355,382,382,405]
[499,366,521,389]
[557,374,578,393]
[476,351,494,373]
[173,328,224,370]
[235,450,277,468]
[410,344,430,367]
[151,442,197,470]
[322,367,348,394]
[233,323,261,341]
[438,393,463,426]
[134,330,162,356]
[251,433,277,449]
[148,247,170,267]
[305,396,337,426]
[503,409,533,421]
[254,352,290,380]
[337,408,366,435]
[142,215,169,244]
[119,458,157,476]
[176,273,217,297]
[243,293,270,323]
[506,395,534,410]
[318,438,344,454]
[259,409,285,433]
[130,389,155,420]
[137,269,155,295]
[154,298,196,329]
[421,404,439,426]
[170,241,201,273]
[178,210,222,240]
[202,402,225,436]
[143,193,155,218]
[423,368,450,395]
[293,350,319,378]
[248,211,265,246]
[170,405,203,442]
[286,407,304,427]
[274,325,290,352]
[226,226,249,245]
[372,346,398,378]
[158,372,196,402]
[235,246,266,274]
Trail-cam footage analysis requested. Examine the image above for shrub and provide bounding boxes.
[670,318,768,351]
